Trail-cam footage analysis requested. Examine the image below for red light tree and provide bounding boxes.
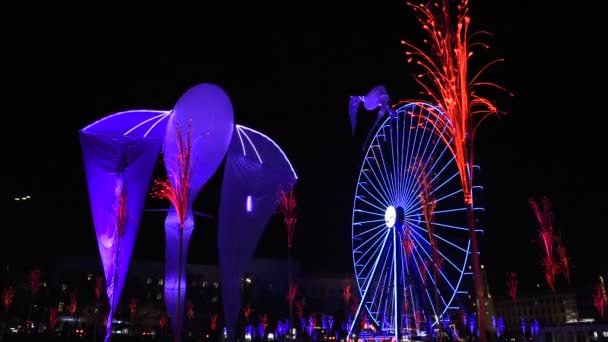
[2,286,15,312]
[48,306,58,331]
[69,291,78,326]
[159,312,168,335]
[186,300,194,332]
[400,1,509,339]
[279,183,297,333]
[529,196,558,292]
[506,272,518,303]
[129,298,137,324]
[152,122,192,342]
[27,269,42,322]
[554,235,571,283]
[593,277,608,319]
[210,313,218,332]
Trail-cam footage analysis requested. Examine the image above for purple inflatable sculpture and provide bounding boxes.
[160,84,234,342]
[218,125,298,341]
[80,110,170,342]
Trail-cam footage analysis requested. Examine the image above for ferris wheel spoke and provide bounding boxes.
[431,222,469,232]
[354,222,386,240]
[399,118,425,208]
[429,170,460,199]
[370,138,397,202]
[375,139,398,202]
[356,195,388,212]
[401,128,452,211]
[354,209,385,217]
[388,121,402,207]
[400,111,443,208]
[407,219,468,255]
[406,223,461,274]
[433,207,467,215]
[362,162,393,206]
[354,226,391,261]
[373,241,394,324]
[410,233,457,293]
[353,218,386,226]
[400,107,418,204]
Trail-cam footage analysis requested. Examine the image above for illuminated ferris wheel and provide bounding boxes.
[350,102,475,339]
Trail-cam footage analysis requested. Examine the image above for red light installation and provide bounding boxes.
[28,269,42,296]
[529,196,560,292]
[210,313,218,332]
[69,291,78,316]
[529,196,554,259]
[506,272,518,303]
[402,223,416,262]
[152,123,192,226]
[129,298,137,323]
[2,286,14,312]
[159,312,168,333]
[95,276,103,302]
[48,306,58,331]
[152,122,192,341]
[244,304,253,323]
[186,299,194,331]
[343,280,352,305]
[400,1,509,338]
[555,235,571,283]
[593,277,608,319]
[279,183,297,333]
[296,299,305,320]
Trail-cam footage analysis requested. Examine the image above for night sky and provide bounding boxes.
[3,2,606,298]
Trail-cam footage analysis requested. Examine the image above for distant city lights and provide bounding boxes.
[14,195,31,201]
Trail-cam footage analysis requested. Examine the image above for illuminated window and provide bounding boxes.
[213,281,219,288]
[146,278,152,285]
[202,281,208,288]
[158,279,164,286]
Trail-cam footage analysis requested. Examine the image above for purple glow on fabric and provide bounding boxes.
[218,124,297,342]
[163,83,234,202]
[246,195,253,212]
[162,83,234,338]
[80,110,169,342]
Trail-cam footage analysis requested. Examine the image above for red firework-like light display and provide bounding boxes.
[95,276,103,302]
[48,306,58,331]
[555,235,571,283]
[506,272,518,303]
[593,277,608,319]
[68,291,78,316]
[159,312,168,333]
[28,269,42,296]
[402,223,416,262]
[529,196,554,259]
[151,122,192,341]
[2,286,15,312]
[529,196,571,291]
[152,123,192,226]
[279,183,297,334]
[400,0,509,339]
[210,313,218,332]
[279,184,297,250]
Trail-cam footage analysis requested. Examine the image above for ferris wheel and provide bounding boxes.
[350,102,476,338]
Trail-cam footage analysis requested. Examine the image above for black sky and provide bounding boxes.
[3,2,607,297]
